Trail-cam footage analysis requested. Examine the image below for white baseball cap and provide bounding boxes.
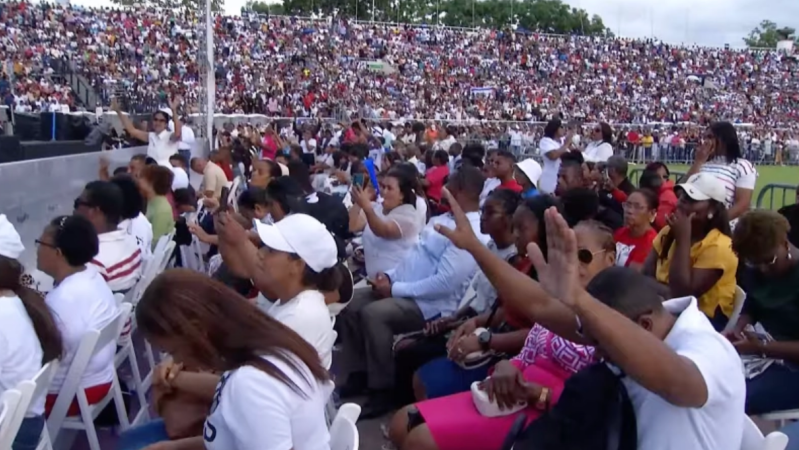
[676,173,726,204]
[253,214,337,273]
[0,215,24,259]
[515,159,543,187]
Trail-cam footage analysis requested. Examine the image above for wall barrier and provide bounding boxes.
[0,146,146,269]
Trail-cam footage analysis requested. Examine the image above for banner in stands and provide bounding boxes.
[0,146,145,269]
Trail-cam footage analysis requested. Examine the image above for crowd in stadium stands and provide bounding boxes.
[2,1,799,129]
[4,111,799,450]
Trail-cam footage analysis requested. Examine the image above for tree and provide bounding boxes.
[259,0,612,35]
[743,20,799,48]
[109,0,224,13]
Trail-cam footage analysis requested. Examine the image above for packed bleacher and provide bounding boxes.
[3,108,799,450]
[2,0,799,129]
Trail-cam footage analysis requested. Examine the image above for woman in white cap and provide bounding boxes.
[514,158,543,199]
[0,215,62,450]
[216,212,340,370]
[642,173,738,330]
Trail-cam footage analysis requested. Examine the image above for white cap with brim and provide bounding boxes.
[0,215,24,259]
[253,214,337,273]
[676,173,727,204]
[516,159,543,186]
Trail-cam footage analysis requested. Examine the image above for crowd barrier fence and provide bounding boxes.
[757,184,796,211]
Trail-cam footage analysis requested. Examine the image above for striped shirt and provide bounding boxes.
[698,156,757,210]
[88,230,143,293]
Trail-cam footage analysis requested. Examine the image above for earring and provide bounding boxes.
[708,213,714,219]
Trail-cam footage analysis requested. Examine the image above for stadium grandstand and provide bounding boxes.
[2,1,799,450]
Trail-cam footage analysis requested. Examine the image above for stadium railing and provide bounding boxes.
[757,184,796,210]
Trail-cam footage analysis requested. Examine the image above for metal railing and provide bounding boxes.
[757,184,797,210]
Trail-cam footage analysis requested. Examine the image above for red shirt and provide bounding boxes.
[654,181,678,231]
[220,163,234,182]
[613,227,657,267]
[425,165,449,202]
[498,178,524,193]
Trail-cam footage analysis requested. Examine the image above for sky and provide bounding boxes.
[68,0,799,47]
[563,0,799,47]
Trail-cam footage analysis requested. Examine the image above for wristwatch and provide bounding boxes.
[478,330,492,351]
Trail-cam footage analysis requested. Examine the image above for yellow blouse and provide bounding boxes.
[652,226,738,318]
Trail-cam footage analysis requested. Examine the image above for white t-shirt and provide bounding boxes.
[261,290,335,369]
[415,196,428,232]
[178,125,195,151]
[0,294,45,415]
[362,203,422,278]
[147,130,179,165]
[119,212,153,259]
[583,141,614,163]
[622,296,745,450]
[204,355,333,450]
[479,178,501,207]
[46,269,119,393]
[468,242,517,314]
[698,157,757,210]
[538,137,562,194]
[301,138,317,154]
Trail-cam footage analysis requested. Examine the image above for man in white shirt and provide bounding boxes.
[338,165,490,418]
[529,219,745,450]
[74,181,143,293]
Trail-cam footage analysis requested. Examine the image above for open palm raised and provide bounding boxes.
[527,207,584,308]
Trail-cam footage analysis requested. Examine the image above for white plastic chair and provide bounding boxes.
[329,403,361,450]
[11,361,60,450]
[113,304,149,426]
[760,409,799,428]
[723,286,747,333]
[0,389,23,450]
[229,176,243,213]
[46,305,131,450]
[124,238,175,393]
[741,415,789,450]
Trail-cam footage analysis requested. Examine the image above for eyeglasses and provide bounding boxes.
[578,248,606,265]
[73,198,93,210]
[35,239,57,249]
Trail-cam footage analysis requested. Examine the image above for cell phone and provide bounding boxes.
[218,187,231,213]
[352,173,365,188]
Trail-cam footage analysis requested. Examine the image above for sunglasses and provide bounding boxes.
[593,128,601,132]
[578,249,606,265]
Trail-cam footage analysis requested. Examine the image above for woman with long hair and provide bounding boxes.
[582,122,614,163]
[642,173,738,330]
[0,215,62,450]
[133,269,333,450]
[683,121,757,222]
[537,119,575,194]
[614,188,659,271]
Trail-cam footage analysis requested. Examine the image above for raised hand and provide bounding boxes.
[434,188,482,251]
[527,207,583,308]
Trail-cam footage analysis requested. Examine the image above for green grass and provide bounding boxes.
[632,164,797,210]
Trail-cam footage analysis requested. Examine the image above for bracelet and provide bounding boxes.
[535,387,550,410]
